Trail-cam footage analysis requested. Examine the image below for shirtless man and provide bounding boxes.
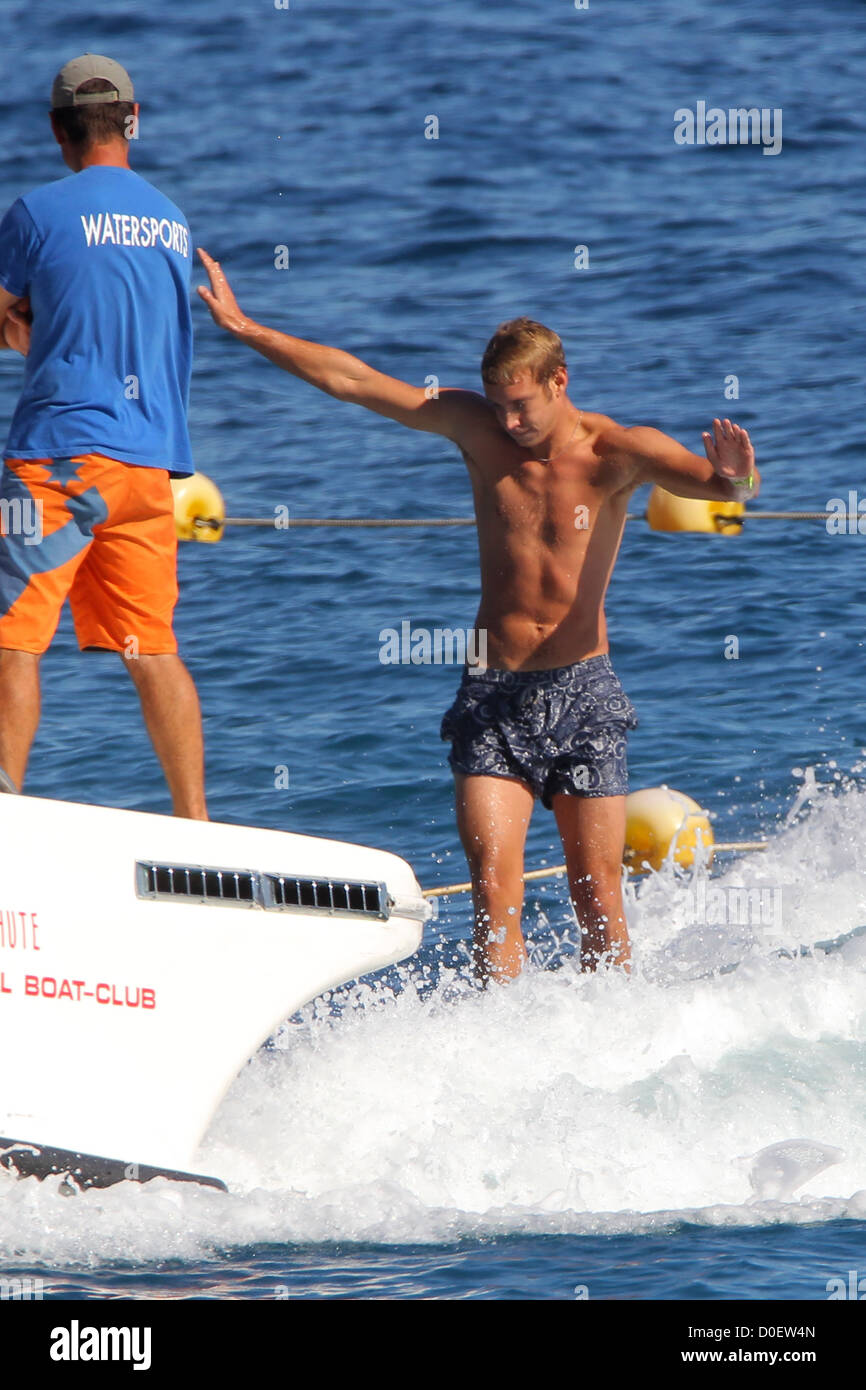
[197,249,758,981]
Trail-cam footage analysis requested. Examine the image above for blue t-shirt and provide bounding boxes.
[0,165,193,474]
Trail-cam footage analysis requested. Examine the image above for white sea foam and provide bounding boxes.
[2,781,866,1263]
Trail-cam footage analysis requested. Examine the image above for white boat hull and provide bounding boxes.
[0,795,427,1187]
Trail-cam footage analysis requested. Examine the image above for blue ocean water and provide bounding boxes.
[1,0,866,1302]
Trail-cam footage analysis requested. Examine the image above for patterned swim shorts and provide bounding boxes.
[440,653,638,807]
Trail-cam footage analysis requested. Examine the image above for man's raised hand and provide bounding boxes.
[702,417,755,481]
[196,248,249,336]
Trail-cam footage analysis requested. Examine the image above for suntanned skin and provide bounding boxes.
[197,247,759,979]
[0,112,208,819]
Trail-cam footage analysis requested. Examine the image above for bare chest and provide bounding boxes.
[477,455,612,547]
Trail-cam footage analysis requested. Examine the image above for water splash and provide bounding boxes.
[1,785,866,1262]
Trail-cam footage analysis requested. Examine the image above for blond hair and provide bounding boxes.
[480,318,566,387]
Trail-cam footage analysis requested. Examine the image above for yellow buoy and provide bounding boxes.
[171,471,225,543]
[624,786,714,872]
[646,485,744,535]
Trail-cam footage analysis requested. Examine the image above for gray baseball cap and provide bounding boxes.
[51,54,134,109]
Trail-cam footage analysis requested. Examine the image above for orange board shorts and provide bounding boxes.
[0,453,179,656]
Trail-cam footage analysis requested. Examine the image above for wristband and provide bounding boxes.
[731,473,754,490]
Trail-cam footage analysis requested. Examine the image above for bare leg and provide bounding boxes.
[454,772,535,984]
[552,793,630,971]
[123,653,208,820]
[0,649,40,790]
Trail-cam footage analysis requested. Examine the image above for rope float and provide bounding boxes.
[172,472,226,543]
[171,475,852,540]
[423,785,768,898]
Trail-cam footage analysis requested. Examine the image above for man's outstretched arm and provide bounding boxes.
[616,417,760,501]
[197,248,486,441]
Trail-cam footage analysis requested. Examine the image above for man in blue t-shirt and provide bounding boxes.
[0,55,207,817]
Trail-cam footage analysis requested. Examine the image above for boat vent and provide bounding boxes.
[264,874,387,919]
[136,862,258,907]
[135,862,389,920]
